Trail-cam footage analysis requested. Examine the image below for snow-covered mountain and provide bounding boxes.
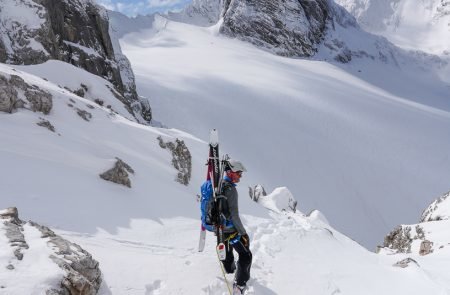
[0,0,151,123]
[167,0,449,72]
[167,0,223,27]
[118,11,450,248]
[2,0,450,293]
[334,0,450,55]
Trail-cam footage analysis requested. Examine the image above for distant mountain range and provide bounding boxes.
[334,0,450,55]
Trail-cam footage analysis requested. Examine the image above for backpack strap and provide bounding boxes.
[221,181,233,196]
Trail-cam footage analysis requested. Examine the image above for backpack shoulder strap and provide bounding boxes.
[221,181,233,195]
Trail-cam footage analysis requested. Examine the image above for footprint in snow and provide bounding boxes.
[145,280,164,295]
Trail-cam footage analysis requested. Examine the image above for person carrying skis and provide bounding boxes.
[220,159,252,294]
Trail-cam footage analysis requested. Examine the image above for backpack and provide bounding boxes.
[200,180,234,232]
[200,180,217,232]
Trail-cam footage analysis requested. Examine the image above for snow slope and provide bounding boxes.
[1,19,450,295]
[0,61,206,234]
[119,16,450,249]
[56,189,450,294]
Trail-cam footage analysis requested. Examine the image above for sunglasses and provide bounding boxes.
[234,171,243,176]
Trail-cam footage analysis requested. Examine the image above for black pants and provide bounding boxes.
[222,233,252,286]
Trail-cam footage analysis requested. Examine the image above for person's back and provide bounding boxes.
[219,159,252,294]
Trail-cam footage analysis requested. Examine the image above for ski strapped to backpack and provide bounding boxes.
[198,129,231,260]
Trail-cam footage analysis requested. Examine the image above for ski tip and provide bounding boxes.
[210,129,219,146]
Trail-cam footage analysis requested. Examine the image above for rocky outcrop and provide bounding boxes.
[0,73,52,114]
[0,0,151,123]
[37,118,56,133]
[419,240,433,256]
[380,190,450,256]
[157,136,192,185]
[0,75,24,113]
[382,225,413,253]
[249,184,267,202]
[382,224,429,254]
[220,0,331,57]
[393,257,419,268]
[100,157,135,188]
[0,207,28,261]
[0,207,102,294]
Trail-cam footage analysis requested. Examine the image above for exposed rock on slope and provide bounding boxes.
[0,0,151,123]
[0,207,102,294]
[379,190,450,255]
[100,157,135,188]
[100,158,134,188]
[157,136,192,186]
[0,72,52,114]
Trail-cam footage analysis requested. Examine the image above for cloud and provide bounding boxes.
[147,0,185,8]
[95,0,191,16]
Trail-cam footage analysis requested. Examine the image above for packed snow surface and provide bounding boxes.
[57,189,450,294]
[119,17,450,248]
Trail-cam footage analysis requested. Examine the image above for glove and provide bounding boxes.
[241,234,250,247]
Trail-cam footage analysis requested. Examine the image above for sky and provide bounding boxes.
[95,0,192,16]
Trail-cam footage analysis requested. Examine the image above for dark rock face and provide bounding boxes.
[0,0,151,123]
[220,0,330,57]
[0,207,102,294]
[100,157,135,188]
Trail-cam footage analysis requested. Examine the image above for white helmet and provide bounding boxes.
[226,159,247,172]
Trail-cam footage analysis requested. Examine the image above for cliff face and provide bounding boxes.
[0,0,151,123]
[173,0,365,60]
[220,0,331,57]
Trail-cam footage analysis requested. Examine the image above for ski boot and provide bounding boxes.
[232,283,247,295]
